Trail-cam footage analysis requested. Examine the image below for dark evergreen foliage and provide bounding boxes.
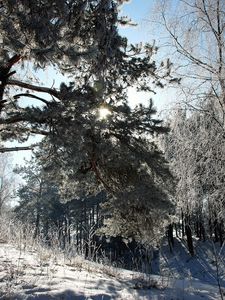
[1,0,175,241]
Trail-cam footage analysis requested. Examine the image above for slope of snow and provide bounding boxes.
[0,240,224,300]
[152,238,225,284]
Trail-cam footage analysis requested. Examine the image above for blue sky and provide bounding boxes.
[119,0,154,43]
[119,0,176,112]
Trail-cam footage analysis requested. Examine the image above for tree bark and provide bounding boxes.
[185,224,194,256]
[167,223,174,252]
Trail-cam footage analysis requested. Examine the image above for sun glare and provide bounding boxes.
[98,107,111,120]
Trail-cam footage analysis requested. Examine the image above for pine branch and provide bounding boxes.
[0,116,25,124]
[0,145,38,153]
[7,79,60,99]
[14,93,53,106]
[0,114,49,125]
[29,129,49,136]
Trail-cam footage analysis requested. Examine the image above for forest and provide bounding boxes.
[0,0,224,299]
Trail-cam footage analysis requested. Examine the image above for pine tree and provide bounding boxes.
[1,0,175,242]
[14,158,63,240]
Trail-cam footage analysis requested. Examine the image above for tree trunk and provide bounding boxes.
[214,219,219,243]
[218,222,224,247]
[185,224,194,256]
[209,218,213,239]
[181,210,185,238]
[175,223,179,238]
[167,223,174,252]
[200,221,206,242]
[33,208,40,240]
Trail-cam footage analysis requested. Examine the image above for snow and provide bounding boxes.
[0,240,224,299]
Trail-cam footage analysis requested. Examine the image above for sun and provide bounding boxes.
[98,106,111,120]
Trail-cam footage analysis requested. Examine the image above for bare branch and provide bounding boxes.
[7,79,60,99]
[0,116,26,124]
[0,145,38,153]
[28,129,49,136]
[13,93,52,106]
[161,13,215,74]
[201,0,219,41]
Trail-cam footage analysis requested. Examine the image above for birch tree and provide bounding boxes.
[0,153,14,214]
[152,0,225,130]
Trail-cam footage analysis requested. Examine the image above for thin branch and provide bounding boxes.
[161,12,216,74]
[184,100,225,132]
[0,116,25,124]
[29,129,49,136]
[201,0,219,42]
[7,79,60,99]
[13,93,52,106]
[0,114,49,125]
[0,145,38,153]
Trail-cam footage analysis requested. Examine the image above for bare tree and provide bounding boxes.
[151,0,225,130]
[0,152,15,214]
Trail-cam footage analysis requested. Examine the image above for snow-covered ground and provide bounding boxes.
[0,239,224,299]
